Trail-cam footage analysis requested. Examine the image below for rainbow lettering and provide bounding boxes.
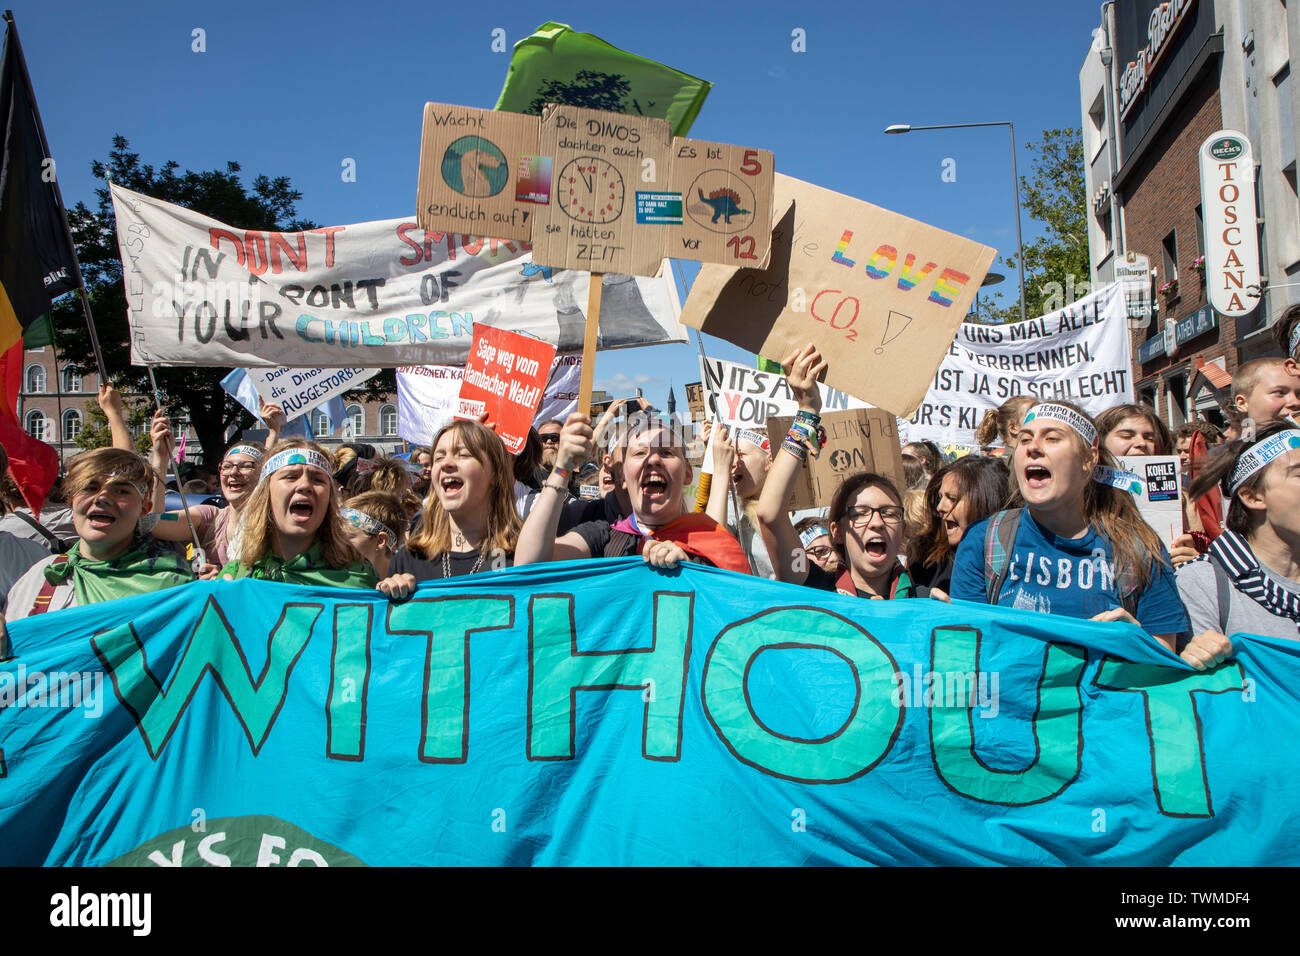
[897,254,937,291]
[927,268,971,307]
[831,230,855,267]
[865,244,897,280]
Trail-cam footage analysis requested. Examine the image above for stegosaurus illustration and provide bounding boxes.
[697,187,750,224]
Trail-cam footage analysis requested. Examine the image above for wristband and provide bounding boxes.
[781,438,808,461]
[795,409,821,425]
[551,465,572,483]
[543,481,568,495]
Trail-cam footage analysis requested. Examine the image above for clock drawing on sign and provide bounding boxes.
[557,157,625,223]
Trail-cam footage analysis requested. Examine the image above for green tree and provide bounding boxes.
[974,128,1090,323]
[51,137,394,465]
[74,398,153,455]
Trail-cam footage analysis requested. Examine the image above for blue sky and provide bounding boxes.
[18,0,1103,407]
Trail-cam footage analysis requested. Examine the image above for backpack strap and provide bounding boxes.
[983,508,1022,604]
[28,554,70,616]
[11,510,66,553]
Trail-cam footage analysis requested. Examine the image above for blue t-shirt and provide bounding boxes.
[949,510,1190,636]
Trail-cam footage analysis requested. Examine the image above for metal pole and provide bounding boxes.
[145,366,205,566]
[1008,122,1028,324]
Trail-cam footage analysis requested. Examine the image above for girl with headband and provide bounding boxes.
[755,345,915,598]
[706,420,776,578]
[948,400,1190,647]
[5,448,193,622]
[1172,421,1300,654]
[377,420,520,596]
[149,402,285,570]
[340,491,407,580]
[220,439,375,587]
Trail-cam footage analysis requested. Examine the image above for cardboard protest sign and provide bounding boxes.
[245,366,379,423]
[455,326,556,453]
[110,184,685,368]
[1117,454,1183,550]
[416,103,540,241]
[680,174,997,416]
[907,282,1132,446]
[766,409,906,511]
[531,104,673,276]
[666,138,773,268]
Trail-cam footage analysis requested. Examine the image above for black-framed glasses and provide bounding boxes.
[840,505,904,527]
[219,461,257,475]
[805,545,836,561]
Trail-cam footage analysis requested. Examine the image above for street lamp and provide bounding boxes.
[885,121,1028,324]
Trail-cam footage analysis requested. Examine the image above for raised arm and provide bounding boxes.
[513,412,595,565]
[755,344,826,584]
[97,384,134,452]
[704,424,735,527]
[147,409,173,514]
[260,402,286,447]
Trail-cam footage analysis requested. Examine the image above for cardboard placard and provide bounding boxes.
[531,104,673,277]
[1117,454,1183,550]
[680,173,997,417]
[666,138,773,268]
[455,326,556,454]
[765,409,906,511]
[416,103,540,240]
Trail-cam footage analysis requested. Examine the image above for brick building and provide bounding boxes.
[1080,0,1300,430]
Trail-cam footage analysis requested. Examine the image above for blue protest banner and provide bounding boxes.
[1,559,1296,865]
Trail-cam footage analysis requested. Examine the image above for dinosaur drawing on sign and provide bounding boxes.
[697,187,750,224]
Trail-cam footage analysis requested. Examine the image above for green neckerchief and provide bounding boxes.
[46,538,194,607]
[221,542,377,589]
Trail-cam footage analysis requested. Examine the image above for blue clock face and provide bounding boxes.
[558,157,624,223]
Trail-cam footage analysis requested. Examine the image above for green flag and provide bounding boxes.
[23,311,53,348]
[756,356,782,374]
[495,22,711,137]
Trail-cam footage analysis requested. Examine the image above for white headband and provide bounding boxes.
[734,429,771,454]
[798,525,829,548]
[341,507,395,542]
[260,448,333,484]
[1290,322,1300,358]
[1023,404,1097,447]
[1228,429,1300,494]
[224,444,264,462]
[1092,465,1144,494]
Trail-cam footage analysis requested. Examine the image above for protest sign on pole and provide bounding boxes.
[1116,454,1183,550]
[456,326,556,453]
[396,365,463,445]
[681,173,997,417]
[244,366,379,423]
[109,184,685,368]
[906,281,1133,446]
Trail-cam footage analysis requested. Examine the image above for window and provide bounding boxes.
[25,410,48,442]
[345,404,364,438]
[380,403,397,436]
[310,409,330,437]
[62,409,82,442]
[24,364,45,393]
[1161,231,1179,285]
[61,367,82,393]
[1277,65,1295,175]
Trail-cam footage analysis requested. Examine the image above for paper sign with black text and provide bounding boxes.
[1117,454,1184,550]
[246,366,379,423]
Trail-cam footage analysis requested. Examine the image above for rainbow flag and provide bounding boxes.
[495,22,711,137]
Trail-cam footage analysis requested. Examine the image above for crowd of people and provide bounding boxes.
[3,311,1300,678]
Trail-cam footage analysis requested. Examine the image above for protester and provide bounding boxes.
[752,344,915,597]
[975,396,1034,455]
[706,423,776,577]
[0,472,75,548]
[1097,403,1198,568]
[793,516,840,573]
[220,439,375,587]
[513,427,545,521]
[906,455,1011,592]
[152,436,263,568]
[902,441,943,480]
[1174,421,1300,651]
[559,397,636,530]
[411,445,433,498]
[5,448,193,622]
[514,411,749,572]
[1274,302,1300,378]
[341,491,407,579]
[948,401,1189,648]
[1232,357,1300,426]
[536,419,564,480]
[0,444,60,614]
[378,420,520,596]
[1175,420,1225,548]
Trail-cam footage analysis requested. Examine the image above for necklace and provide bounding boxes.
[442,549,486,579]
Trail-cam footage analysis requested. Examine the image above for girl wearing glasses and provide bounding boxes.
[6,448,193,621]
[220,439,375,588]
[948,401,1189,647]
[377,420,520,596]
[753,345,916,598]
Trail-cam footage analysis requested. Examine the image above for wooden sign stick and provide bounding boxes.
[578,273,603,417]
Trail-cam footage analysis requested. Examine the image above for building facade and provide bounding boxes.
[1081,0,1300,430]
[17,346,404,471]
